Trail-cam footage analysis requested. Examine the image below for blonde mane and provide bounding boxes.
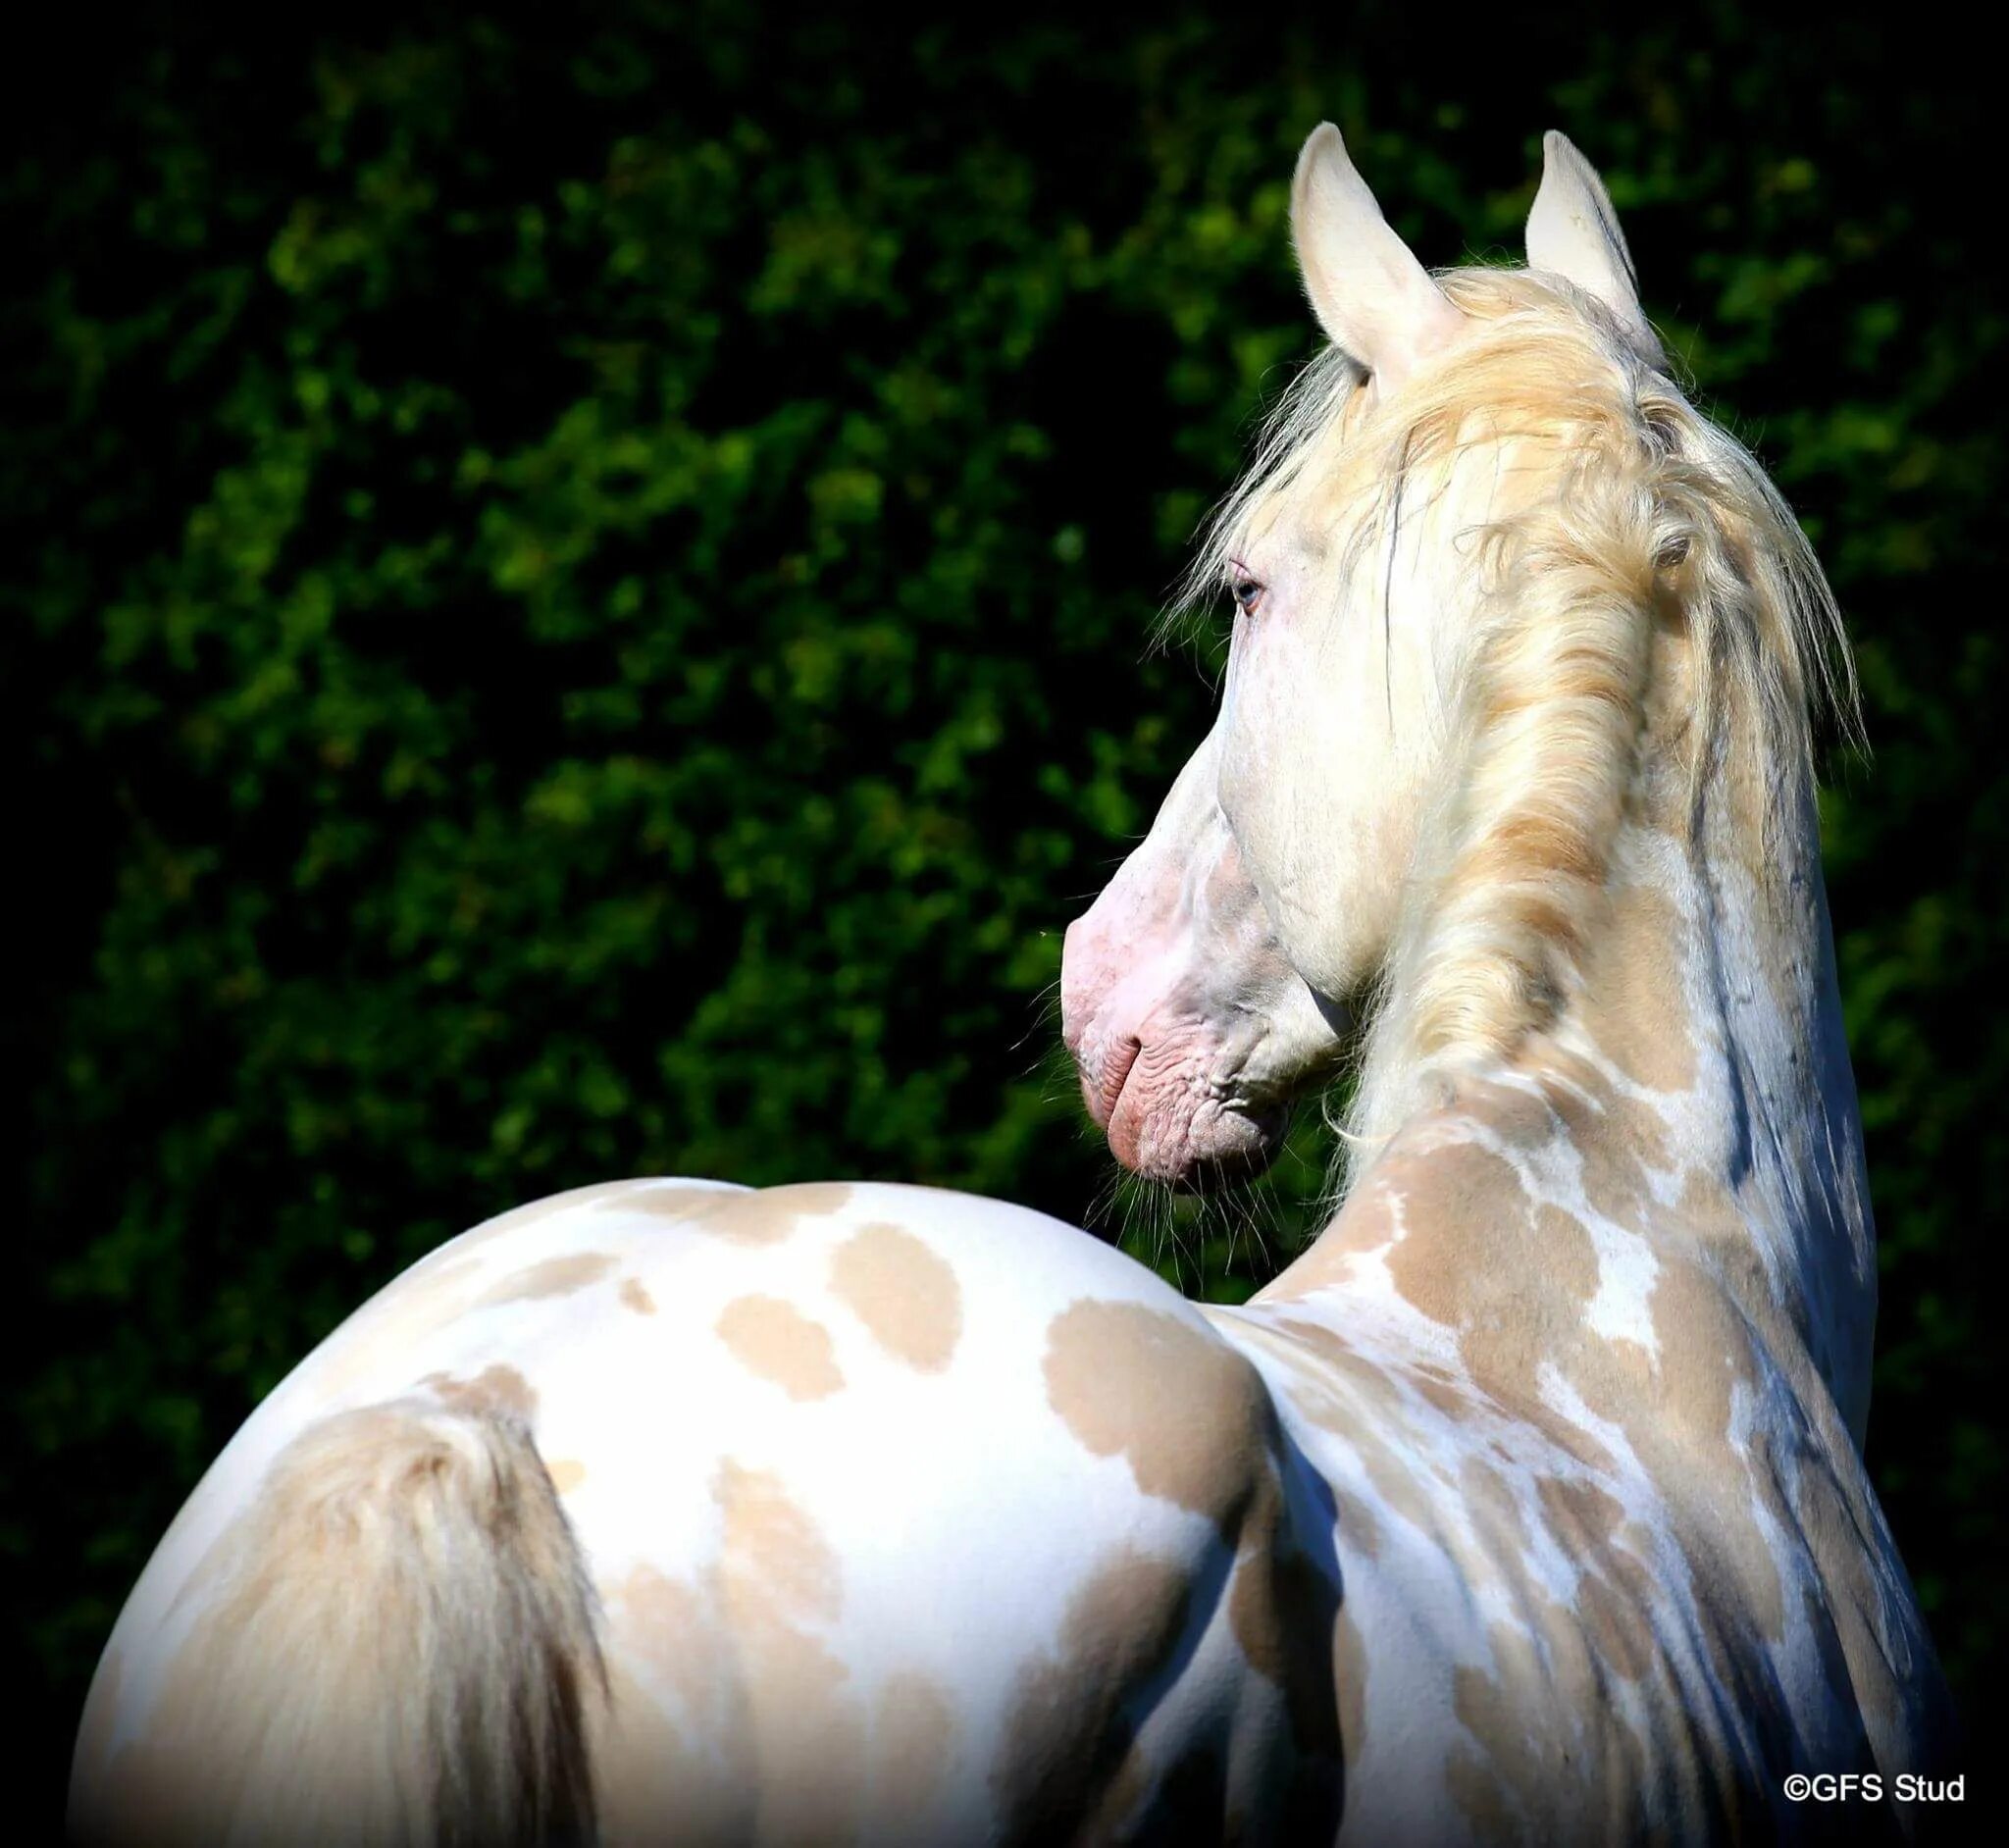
[1178,267,1858,1174]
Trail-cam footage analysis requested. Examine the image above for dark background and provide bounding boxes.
[7,0,1998,1822]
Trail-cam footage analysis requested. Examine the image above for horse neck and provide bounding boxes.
[1295,723,1880,1448]
[1578,741,1877,1440]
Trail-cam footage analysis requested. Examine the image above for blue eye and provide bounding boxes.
[1230,573,1265,616]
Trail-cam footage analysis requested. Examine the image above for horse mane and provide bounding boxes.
[1173,266,1859,1173]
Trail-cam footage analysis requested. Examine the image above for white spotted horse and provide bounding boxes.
[71,127,1953,1845]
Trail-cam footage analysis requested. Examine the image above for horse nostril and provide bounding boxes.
[1058,916,1096,1053]
[1089,1038,1142,1131]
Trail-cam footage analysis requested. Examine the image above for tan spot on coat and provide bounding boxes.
[1413,1369,1474,1419]
[1535,1474,1624,1551]
[1225,1470,1343,1763]
[1452,1645,1577,1838]
[1332,1487,1385,1563]
[593,1657,748,1844]
[762,1180,856,1217]
[829,1223,962,1371]
[1583,883,1698,1094]
[1531,1069,1671,1231]
[1640,1256,1758,1450]
[1380,1138,1599,1415]
[545,1459,587,1494]
[1331,1602,1369,1772]
[462,1177,680,1247]
[1447,1743,1520,1845]
[423,1362,539,1421]
[710,1461,864,1840]
[1782,1463,1883,1691]
[991,1549,1194,1839]
[715,1460,842,1626]
[1448,1604,1657,1844]
[1043,1300,1271,1522]
[481,1252,618,1306]
[619,1277,657,1315]
[1578,1560,1658,1682]
[598,1563,759,1836]
[605,1184,744,1221]
[633,1181,856,1246]
[1674,1166,1759,1258]
[715,1297,844,1401]
[1259,1174,1399,1300]
[614,1564,723,1714]
[1461,1458,1531,1562]
[1232,1318,1442,1540]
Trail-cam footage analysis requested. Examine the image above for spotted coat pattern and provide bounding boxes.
[72,882,1952,1848]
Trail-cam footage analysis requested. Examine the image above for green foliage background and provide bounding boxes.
[7,0,1998,1812]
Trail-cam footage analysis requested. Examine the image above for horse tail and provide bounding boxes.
[75,1398,605,1846]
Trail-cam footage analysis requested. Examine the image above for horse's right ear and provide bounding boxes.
[1291,123,1464,397]
[1524,130,1658,354]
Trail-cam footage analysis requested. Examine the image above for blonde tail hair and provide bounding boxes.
[72,1400,605,1846]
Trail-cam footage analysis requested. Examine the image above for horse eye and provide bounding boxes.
[1231,575,1265,616]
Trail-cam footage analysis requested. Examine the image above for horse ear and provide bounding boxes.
[1291,123,1464,395]
[1524,130,1657,350]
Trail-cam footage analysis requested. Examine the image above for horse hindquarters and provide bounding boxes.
[70,1398,603,1848]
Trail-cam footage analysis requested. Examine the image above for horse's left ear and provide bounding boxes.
[1525,131,1658,353]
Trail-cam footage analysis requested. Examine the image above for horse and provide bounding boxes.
[69,125,1952,1845]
